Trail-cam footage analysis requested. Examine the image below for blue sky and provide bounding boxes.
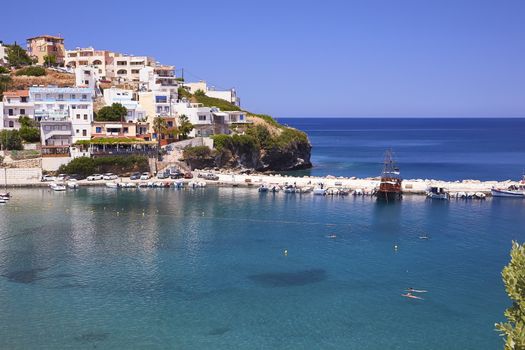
[2,0,524,117]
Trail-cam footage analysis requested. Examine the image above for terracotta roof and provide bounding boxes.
[3,90,29,98]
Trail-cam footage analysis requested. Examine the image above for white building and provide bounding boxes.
[65,47,112,80]
[1,90,34,130]
[139,65,179,100]
[183,81,240,106]
[0,42,7,66]
[103,87,146,122]
[75,66,99,91]
[30,87,94,148]
[111,54,155,83]
[171,101,213,137]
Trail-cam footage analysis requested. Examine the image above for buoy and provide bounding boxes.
[284,249,288,256]
[394,245,398,251]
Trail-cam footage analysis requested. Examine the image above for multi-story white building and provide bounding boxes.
[29,87,94,148]
[139,65,179,100]
[75,66,100,92]
[103,87,146,122]
[183,81,240,107]
[111,54,155,83]
[171,101,213,137]
[1,90,34,129]
[65,47,113,80]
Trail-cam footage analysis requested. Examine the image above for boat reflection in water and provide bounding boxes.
[375,149,402,202]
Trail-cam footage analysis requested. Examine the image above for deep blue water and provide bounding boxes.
[278,118,525,181]
[1,188,524,349]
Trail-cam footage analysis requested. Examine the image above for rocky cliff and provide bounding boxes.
[183,115,312,172]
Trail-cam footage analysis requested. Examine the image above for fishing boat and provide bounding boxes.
[284,185,297,193]
[375,150,402,202]
[50,183,67,191]
[105,182,119,189]
[491,175,525,198]
[258,184,269,193]
[426,186,449,200]
[313,187,326,195]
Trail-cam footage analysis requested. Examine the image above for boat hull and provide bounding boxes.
[376,190,402,202]
[491,189,524,198]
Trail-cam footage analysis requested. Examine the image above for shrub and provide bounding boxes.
[5,44,33,67]
[0,129,23,150]
[211,134,232,152]
[0,66,9,74]
[250,114,281,128]
[14,66,46,77]
[58,155,149,176]
[183,146,213,159]
[19,126,40,143]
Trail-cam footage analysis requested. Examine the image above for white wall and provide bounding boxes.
[42,157,71,171]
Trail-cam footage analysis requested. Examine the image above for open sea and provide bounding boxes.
[278,118,525,181]
[1,118,524,349]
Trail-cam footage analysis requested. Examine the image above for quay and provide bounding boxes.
[0,168,521,196]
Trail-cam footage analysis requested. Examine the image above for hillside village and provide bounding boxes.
[0,35,311,174]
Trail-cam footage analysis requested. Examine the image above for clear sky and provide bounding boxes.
[2,0,524,117]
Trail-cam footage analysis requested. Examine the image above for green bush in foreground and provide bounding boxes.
[496,241,525,349]
[14,66,46,77]
[0,129,23,150]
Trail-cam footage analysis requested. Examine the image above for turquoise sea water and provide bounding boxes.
[1,187,524,349]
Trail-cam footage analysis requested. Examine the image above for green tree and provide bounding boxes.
[95,103,127,122]
[18,116,41,143]
[43,54,57,67]
[152,116,167,160]
[496,241,525,350]
[0,130,23,150]
[178,114,194,140]
[194,89,206,96]
[5,43,33,67]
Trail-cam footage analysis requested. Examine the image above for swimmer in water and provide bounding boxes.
[402,293,424,300]
[406,288,428,293]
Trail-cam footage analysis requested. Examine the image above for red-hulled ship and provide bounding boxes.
[375,149,402,202]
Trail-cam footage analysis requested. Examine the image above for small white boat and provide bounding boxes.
[173,180,184,189]
[0,198,6,204]
[313,187,326,196]
[474,192,486,199]
[338,188,350,196]
[122,182,136,188]
[325,187,339,195]
[353,189,364,196]
[284,185,297,193]
[105,182,119,189]
[189,181,206,189]
[67,180,79,189]
[258,184,269,193]
[0,192,10,198]
[270,185,281,193]
[427,186,449,200]
[50,183,66,191]
[299,186,312,194]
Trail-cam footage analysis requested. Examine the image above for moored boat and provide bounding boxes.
[427,186,449,200]
[375,150,402,202]
[105,182,119,189]
[50,183,67,191]
[258,184,269,193]
[491,188,524,198]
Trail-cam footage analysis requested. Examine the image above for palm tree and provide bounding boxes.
[178,114,194,140]
[152,116,168,160]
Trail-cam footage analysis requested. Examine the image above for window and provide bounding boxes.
[21,97,28,103]
[58,94,64,100]
[123,127,129,133]
[8,121,14,128]
[117,61,127,65]
[167,121,173,127]
[131,69,140,74]
[239,114,244,120]
[8,109,13,116]
[35,94,41,100]
[71,105,76,109]
[76,129,79,134]
[82,94,87,100]
[96,127,102,133]
[155,96,167,103]
[84,114,88,120]
[82,129,87,136]
[76,114,80,119]
[20,109,25,115]
[198,115,207,121]
[71,94,76,99]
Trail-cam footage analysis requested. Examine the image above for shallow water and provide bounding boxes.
[0,187,523,349]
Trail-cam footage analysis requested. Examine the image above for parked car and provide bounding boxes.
[140,172,151,180]
[199,173,219,181]
[87,174,103,181]
[184,172,194,179]
[68,174,86,181]
[41,175,56,182]
[157,171,169,179]
[130,172,141,180]
[170,171,183,179]
[56,174,69,181]
[103,173,118,180]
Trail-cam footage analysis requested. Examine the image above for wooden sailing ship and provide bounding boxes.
[375,149,402,202]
